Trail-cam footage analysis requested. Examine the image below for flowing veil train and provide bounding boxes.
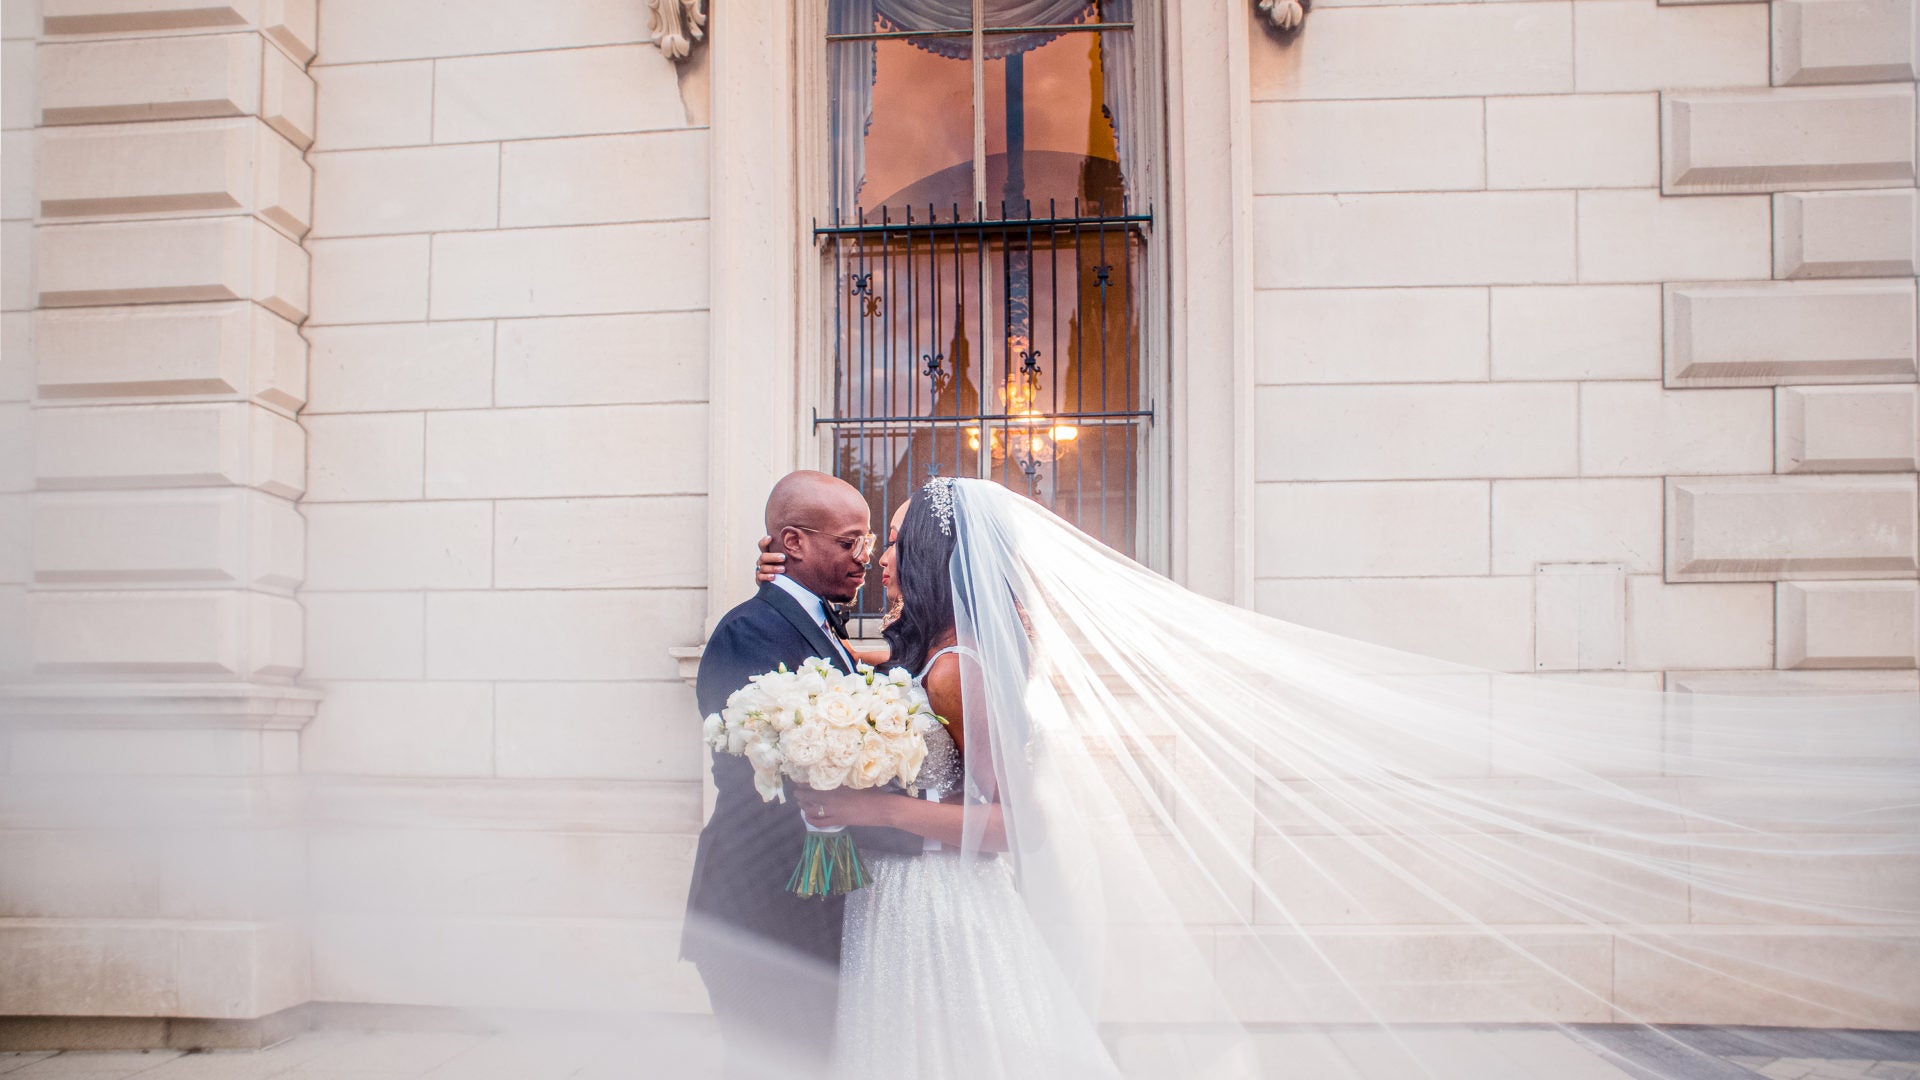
[935,477,1919,1078]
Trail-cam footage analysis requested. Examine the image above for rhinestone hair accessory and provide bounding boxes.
[923,476,957,537]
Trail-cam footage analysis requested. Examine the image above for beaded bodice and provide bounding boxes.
[911,645,973,801]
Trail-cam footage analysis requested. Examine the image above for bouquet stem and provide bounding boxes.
[788,822,870,898]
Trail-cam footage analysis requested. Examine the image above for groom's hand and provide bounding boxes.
[755,535,785,583]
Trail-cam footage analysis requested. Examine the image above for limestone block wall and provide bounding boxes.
[1248,0,1918,688]
[298,1,712,1013]
[0,0,324,1033]
[1243,0,1919,1025]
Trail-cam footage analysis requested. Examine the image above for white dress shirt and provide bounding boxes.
[769,574,855,670]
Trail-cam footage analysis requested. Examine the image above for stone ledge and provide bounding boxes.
[1664,278,1918,387]
[0,917,308,1019]
[0,680,319,728]
[1663,83,1916,194]
[1666,473,1920,581]
[0,1004,310,1051]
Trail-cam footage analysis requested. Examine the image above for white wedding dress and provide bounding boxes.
[833,646,1122,1080]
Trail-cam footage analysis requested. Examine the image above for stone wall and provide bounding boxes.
[1247,0,1919,691]
[297,0,712,1013]
[1240,0,1919,1026]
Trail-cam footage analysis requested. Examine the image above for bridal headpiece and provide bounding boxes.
[923,476,957,537]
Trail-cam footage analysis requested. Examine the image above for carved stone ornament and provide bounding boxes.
[1257,0,1309,31]
[647,0,707,62]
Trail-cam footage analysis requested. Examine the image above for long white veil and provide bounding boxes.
[944,478,1920,1078]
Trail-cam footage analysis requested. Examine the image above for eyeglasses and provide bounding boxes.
[790,525,877,562]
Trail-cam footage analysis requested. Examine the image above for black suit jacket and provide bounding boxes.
[680,583,922,969]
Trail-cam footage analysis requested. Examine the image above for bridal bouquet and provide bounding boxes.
[703,656,940,897]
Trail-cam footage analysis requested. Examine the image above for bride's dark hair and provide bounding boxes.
[882,483,957,677]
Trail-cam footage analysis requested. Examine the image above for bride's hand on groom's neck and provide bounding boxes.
[754,535,783,584]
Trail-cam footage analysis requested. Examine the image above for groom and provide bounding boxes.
[681,470,919,1079]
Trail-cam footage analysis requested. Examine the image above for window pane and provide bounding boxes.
[829,37,975,221]
[981,29,1134,214]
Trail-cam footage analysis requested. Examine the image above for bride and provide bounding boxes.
[763,476,1919,1079]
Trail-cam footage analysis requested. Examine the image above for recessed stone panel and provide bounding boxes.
[1773,0,1919,86]
[31,589,302,682]
[36,217,308,320]
[36,301,303,412]
[1533,562,1628,672]
[37,33,256,125]
[1663,84,1916,193]
[1774,188,1920,278]
[34,401,305,498]
[1664,279,1918,386]
[38,118,312,238]
[1776,384,1920,472]
[41,1,255,35]
[1777,580,1919,668]
[32,489,302,592]
[1666,474,1920,581]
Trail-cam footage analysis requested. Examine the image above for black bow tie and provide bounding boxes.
[822,602,850,641]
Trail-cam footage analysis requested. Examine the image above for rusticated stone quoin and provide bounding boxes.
[1774,189,1919,278]
[1666,474,1920,581]
[1664,279,1917,386]
[1663,84,1916,194]
[1777,580,1920,668]
[1776,384,1920,473]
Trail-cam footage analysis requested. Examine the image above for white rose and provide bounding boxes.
[894,734,927,784]
[818,691,863,729]
[871,702,909,735]
[888,667,913,687]
[849,738,894,788]
[822,726,863,768]
[780,724,827,768]
[701,713,724,749]
[807,761,851,790]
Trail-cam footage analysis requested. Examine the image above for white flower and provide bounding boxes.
[725,725,752,755]
[871,702,909,735]
[822,726,863,768]
[701,713,724,749]
[780,723,827,768]
[744,739,782,774]
[894,733,927,784]
[849,737,894,788]
[807,761,851,790]
[888,667,913,687]
[753,766,785,803]
[818,690,864,729]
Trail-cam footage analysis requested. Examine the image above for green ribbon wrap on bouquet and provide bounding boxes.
[788,822,871,898]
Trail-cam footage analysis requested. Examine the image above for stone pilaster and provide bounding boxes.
[0,0,319,1033]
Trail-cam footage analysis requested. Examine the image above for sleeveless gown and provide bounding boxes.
[832,647,1122,1079]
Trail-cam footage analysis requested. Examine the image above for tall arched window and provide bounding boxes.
[814,0,1157,621]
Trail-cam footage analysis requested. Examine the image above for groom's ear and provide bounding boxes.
[775,525,806,558]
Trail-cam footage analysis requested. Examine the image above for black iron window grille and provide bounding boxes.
[815,198,1153,623]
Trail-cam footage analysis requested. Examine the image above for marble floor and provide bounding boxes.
[0,1023,1914,1080]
